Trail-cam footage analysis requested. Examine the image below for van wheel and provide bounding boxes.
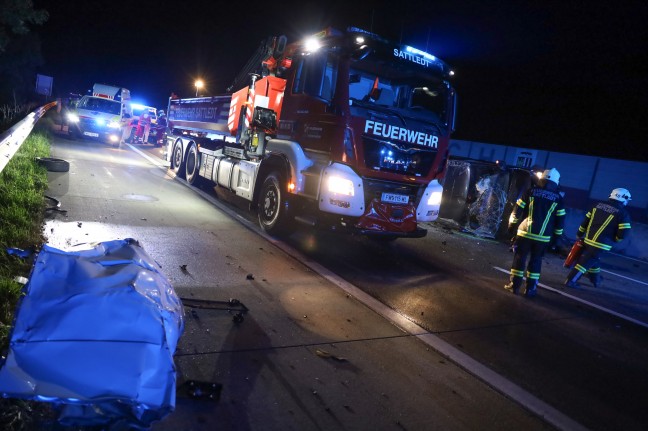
[171,141,185,178]
[185,143,201,185]
[258,172,293,236]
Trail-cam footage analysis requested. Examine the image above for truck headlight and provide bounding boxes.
[427,191,442,205]
[107,121,121,129]
[66,113,79,123]
[327,176,355,196]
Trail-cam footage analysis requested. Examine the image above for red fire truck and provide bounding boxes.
[166,27,456,240]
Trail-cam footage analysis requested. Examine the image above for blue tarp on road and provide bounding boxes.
[0,238,184,429]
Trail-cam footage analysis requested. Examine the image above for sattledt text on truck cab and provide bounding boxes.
[67,83,133,146]
[166,26,456,241]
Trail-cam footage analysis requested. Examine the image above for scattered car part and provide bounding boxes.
[36,157,70,172]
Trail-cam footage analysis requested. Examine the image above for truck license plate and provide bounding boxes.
[84,132,99,137]
[381,192,409,204]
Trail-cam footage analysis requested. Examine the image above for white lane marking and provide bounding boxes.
[600,268,648,287]
[138,151,588,431]
[493,266,648,329]
[125,143,170,168]
[608,250,648,265]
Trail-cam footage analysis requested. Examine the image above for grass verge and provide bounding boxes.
[0,125,54,430]
[0,130,49,340]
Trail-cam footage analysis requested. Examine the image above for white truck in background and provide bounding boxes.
[67,83,132,146]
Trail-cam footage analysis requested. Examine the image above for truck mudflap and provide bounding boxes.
[354,199,426,238]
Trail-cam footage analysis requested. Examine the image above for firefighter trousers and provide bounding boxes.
[572,244,603,274]
[565,244,604,286]
[510,236,548,285]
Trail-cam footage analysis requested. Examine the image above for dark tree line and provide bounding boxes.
[0,0,48,106]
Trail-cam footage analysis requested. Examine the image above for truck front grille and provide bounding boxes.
[362,177,423,206]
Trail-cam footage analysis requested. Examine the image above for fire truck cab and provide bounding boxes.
[166,27,456,240]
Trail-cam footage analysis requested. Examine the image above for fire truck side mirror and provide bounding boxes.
[274,35,287,58]
[252,107,277,132]
[352,44,371,61]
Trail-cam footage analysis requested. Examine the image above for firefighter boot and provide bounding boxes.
[588,272,602,288]
[564,269,584,288]
[504,277,522,295]
[524,280,538,298]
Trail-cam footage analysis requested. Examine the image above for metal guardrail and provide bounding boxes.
[0,102,56,174]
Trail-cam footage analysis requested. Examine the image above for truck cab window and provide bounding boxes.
[292,54,337,102]
[348,72,395,107]
[411,86,445,119]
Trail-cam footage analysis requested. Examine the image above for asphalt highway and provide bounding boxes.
[42,132,648,431]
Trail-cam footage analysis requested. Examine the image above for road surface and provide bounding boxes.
[42,132,648,430]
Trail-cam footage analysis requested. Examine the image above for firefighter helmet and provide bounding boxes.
[541,168,560,185]
[158,109,165,116]
[609,188,631,205]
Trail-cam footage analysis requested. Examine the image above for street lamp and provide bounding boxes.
[194,80,204,97]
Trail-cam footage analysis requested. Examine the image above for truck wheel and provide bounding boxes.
[185,143,201,185]
[258,172,293,236]
[171,141,185,178]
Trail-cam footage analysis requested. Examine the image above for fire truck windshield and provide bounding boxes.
[348,69,449,124]
[347,55,453,177]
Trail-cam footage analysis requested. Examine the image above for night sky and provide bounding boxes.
[33,0,648,161]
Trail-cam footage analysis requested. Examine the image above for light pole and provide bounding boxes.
[194,80,204,97]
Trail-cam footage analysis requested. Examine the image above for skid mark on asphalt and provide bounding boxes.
[493,266,648,329]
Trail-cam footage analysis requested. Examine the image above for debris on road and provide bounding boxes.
[180,297,248,324]
[177,380,222,401]
[315,349,348,362]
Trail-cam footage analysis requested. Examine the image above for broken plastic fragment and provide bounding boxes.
[315,349,347,362]
[6,248,32,258]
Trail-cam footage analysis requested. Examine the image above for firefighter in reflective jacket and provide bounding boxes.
[564,188,632,288]
[505,168,566,297]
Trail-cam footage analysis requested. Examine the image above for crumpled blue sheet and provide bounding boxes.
[0,238,184,429]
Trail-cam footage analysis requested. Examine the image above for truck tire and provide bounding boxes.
[36,157,70,172]
[171,141,185,178]
[185,143,201,185]
[258,172,293,236]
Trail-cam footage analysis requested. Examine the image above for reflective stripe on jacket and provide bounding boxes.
[578,200,631,250]
[510,181,565,243]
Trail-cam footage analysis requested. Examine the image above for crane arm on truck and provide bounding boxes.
[226,35,288,93]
